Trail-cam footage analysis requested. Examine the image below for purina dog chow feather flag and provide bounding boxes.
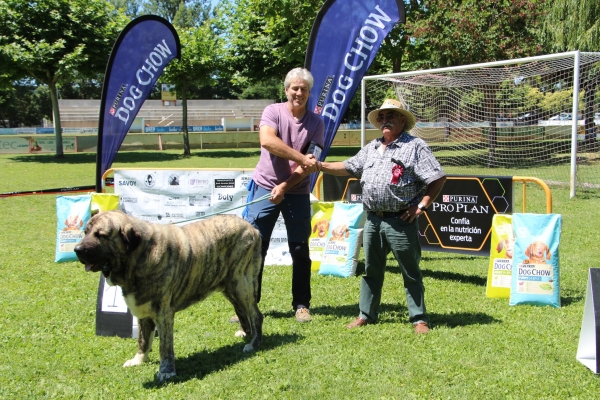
[96,16,180,192]
[305,0,405,190]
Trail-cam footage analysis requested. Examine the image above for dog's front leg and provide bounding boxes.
[123,317,155,367]
[155,311,176,382]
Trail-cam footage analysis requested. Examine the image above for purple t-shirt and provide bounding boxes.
[253,103,325,194]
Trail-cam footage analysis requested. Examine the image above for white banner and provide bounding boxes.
[0,137,30,153]
[113,169,292,265]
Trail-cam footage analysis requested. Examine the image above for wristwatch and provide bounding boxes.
[418,202,428,212]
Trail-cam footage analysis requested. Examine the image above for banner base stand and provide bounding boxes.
[576,268,600,373]
[95,275,136,338]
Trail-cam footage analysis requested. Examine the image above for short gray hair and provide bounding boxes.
[284,68,314,91]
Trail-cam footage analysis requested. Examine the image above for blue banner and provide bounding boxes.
[305,0,405,187]
[96,16,180,191]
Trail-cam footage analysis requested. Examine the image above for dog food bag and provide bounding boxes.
[486,214,513,298]
[55,194,92,263]
[319,202,365,278]
[509,213,562,308]
[309,202,335,271]
[91,193,119,215]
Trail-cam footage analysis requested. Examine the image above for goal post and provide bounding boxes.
[361,51,600,197]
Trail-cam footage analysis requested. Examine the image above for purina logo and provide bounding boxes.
[144,174,156,188]
[109,84,127,116]
[314,76,334,115]
[443,195,478,204]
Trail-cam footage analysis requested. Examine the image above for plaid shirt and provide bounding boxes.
[343,132,445,212]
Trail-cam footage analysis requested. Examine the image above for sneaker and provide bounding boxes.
[414,321,429,334]
[234,328,246,337]
[229,315,239,323]
[295,307,312,323]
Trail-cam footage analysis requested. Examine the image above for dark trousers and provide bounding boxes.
[244,185,312,310]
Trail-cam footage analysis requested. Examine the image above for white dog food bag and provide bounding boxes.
[486,214,513,298]
[55,194,92,263]
[309,202,335,272]
[509,213,562,308]
[319,202,365,278]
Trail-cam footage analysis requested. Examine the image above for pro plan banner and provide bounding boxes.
[418,176,514,256]
[96,16,181,191]
[305,0,405,188]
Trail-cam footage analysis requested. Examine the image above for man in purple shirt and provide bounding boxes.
[243,67,324,323]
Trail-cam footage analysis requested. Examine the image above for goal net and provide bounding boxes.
[363,52,600,196]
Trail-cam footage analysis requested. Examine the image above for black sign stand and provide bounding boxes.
[576,268,600,373]
[95,275,136,338]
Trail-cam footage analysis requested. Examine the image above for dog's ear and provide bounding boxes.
[121,223,141,252]
[497,241,504,252]
[525,244,533,258]
[312,224,317,233]
[545,244,551,260]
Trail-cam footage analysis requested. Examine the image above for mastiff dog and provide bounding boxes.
[74,210,263,381]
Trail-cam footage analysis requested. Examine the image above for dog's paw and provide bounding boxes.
[243,343,254,353]
[234,328,246,338]
[123,353,149,367]
[156,371,176,382]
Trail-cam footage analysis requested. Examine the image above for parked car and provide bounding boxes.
[548,113,582,121]
[515,112,539,125]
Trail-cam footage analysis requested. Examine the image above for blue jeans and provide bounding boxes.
[359,213,427,324]
[243,185,312,310]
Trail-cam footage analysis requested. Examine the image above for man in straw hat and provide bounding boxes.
[318,98,446,334]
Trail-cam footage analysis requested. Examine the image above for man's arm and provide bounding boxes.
[269,159,354,204]
[406,176,447,222]
[319,160,351,176]
[269,165,309,204]
[260,125,318,172]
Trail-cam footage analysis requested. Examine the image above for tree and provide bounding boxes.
[405,0,547,69]
[142,0,211,28]
[109,0,143,19]
[215,0,322,86]
[161,23,219,155]
[0,0,128,157]
[0,80,52,128]
[542,0,600,147]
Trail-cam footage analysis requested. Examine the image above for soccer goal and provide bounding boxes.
[361,51,600,197]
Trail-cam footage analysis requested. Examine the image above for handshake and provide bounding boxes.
[301,153,321,174]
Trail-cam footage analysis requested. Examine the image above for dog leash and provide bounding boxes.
[173,193,272,225]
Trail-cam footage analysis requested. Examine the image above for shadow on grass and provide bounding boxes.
[9,149,262,165]
[421,255,481,262]
[143,332,301,387]
[560,294,583,307]
[429,311,501,328]
[421,269,487,286]
[384,266,487,286]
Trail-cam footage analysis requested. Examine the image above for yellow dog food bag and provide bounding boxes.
[309,202,335,271]
[486,214,514,298]
[91,193,120,214]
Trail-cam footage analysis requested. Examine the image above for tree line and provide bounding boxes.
[0,0,598,155]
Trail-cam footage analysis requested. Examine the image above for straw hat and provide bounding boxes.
[367,99,416,131]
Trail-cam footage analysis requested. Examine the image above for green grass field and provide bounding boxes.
[1,149,600,399]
